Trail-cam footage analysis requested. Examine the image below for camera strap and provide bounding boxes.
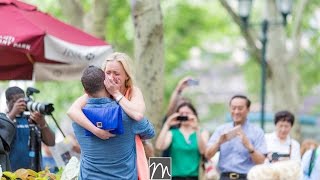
[308,148,319,177]
[28,122,42,172]
[288,140,292,158]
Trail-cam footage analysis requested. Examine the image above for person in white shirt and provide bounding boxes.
[265,110,301,163]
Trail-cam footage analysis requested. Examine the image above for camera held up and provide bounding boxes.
[177,116,188,121]
[24,87,54,115]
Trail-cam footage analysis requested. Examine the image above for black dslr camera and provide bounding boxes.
[271,152,280,161]
[24,87,54,115]
[271,152,290,162]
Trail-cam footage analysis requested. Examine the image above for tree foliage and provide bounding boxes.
[14,0,320,125]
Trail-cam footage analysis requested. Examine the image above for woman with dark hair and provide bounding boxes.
[156,101,209,180]
[265,110,301,163]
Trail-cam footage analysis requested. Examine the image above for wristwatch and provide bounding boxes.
[249,148,255,154]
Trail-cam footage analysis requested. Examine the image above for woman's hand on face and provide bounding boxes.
[165,113,181,128]
[104,75,121,96]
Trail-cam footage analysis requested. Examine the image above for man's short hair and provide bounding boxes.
[5,86,25,101]
[274,110,295,126]
[81,66,105,95]
[229,95,251,108]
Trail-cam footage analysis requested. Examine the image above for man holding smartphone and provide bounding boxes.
[205,95,267,180]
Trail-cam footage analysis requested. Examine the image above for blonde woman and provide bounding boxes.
[67,52,145,139]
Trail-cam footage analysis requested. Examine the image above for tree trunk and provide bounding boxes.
[59,0,108,40]
[266,0,301,140]
[84,0,109,40]
[58,0,84,29]
[131,0,164,136]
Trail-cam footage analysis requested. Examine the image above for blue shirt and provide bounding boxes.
[9,116,32,171]
[207,121,267,174]
[301,147,320,180]
[73,97,155,180]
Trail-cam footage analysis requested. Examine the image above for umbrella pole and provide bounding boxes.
[26,53,35,64]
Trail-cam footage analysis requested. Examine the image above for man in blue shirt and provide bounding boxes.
[5,87,55,171]
[205,95,267,180]
[72,66,155,180]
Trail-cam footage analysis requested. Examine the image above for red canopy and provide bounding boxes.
[0,0,112,80]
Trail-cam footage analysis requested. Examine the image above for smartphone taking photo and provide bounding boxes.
[187,79,199,86]
[177,116,188,121]
[224,125,241,141]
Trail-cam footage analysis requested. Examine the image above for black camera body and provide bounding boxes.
[24,87,54,115]
[271,152,290,161]
[271,152,280,161]
[177,116,188,121]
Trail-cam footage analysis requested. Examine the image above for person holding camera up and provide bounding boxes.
[5,86,55,171]
[165,76,199,119]
[265,110,301,163]
[156,101,209,180]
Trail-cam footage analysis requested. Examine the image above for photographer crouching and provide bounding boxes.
[5,86,55,171]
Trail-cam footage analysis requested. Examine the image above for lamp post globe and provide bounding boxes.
[276,0,293,25]
[238,0,253,28]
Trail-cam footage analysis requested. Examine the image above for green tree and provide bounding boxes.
[219,0,319,139]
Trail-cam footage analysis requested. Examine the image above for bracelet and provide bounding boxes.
[116,94,124,103]
[38,123,48,130]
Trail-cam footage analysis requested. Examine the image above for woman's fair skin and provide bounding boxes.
[275,121,292,141]
[103,60,145,119]
[67,53,145,139]
[266,120,293,162]
[166,76,193,117]
[155,105,209,154]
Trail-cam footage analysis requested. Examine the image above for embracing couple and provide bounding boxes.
[67,52,155,180]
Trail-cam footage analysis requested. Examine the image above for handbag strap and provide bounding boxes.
[308,148,318,177]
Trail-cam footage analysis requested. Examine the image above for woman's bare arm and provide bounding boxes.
[115,86,145,121]
[155,124,173,150]
[197,129,210,155]
[67,94,114,139]
[155,113,180,150]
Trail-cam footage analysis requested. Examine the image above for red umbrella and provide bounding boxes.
[0,0,112,80]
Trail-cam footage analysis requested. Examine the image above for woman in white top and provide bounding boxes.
[265,110,301,163]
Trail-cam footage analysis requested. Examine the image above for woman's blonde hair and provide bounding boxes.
[102,52,135,88]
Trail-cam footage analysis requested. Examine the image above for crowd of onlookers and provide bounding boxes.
[156,77,320,180]
[1,52,319,180]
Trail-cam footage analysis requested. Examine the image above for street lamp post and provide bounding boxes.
[238,0,292,130]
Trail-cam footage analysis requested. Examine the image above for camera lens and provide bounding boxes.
[26,101,54,115]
